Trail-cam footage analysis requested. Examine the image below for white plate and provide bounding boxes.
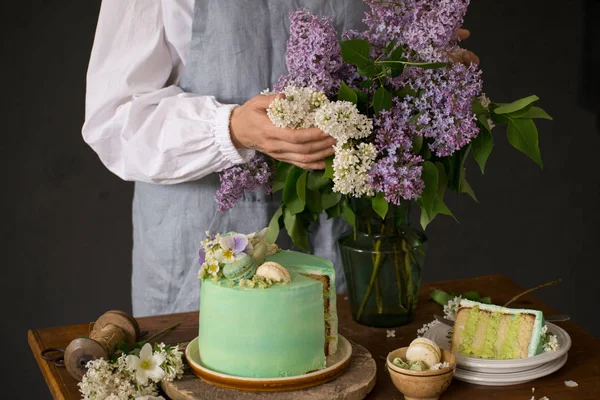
[454,354,568,386]
[424,322,571,374]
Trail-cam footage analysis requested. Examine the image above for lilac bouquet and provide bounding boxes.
[214,1,550,324]
[216,0,549,245]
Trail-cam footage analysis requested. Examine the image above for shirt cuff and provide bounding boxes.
[214,104,256,164]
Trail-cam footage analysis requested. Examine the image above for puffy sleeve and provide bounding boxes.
[82,0,255,184]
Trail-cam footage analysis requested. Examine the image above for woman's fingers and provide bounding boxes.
[457,28,470,41]
[461,50,480,65]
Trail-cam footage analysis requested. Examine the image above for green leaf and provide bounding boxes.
[472,99,487,116]
[413,134,423,154]
[323,156,334,179]
[282,166,306,215]
[507,117,543,168]
[338,81,358,104]
[430,289,453,306]
[340,199,356,238]
[306,189,323,214]
[272,162,293,192]
[388,46,405,77]
[321,192,342,210]
[385,40,397,55]
[460,176,478,202]
[493,95,539,114]
[340,39,380,77]
[306,170,330,191]
[419,205,433,230]
[515,106,553,120]
[372,87,392,115]
[471,129,494,174]
[296,170,307,203]
[435,162,447,196]
[462,290,481,301]
[479,296,492,304]
[265,205,283,243]
[326,203,341,218]
[371,193,389,219]
[419,161,438,218]
[283,208,309,250]
[396,86,418,98]
[359,79,372,89]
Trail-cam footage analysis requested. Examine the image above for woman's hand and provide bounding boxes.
[229,94,336,170]
[452,28,480,65]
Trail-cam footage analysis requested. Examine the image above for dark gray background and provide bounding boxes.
[2,0,599,398]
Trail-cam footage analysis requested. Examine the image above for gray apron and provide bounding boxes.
[132,0,367,317]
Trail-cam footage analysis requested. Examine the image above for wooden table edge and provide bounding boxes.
[28,329,67,400]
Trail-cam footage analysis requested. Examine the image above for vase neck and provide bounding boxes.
[354,201,412,234]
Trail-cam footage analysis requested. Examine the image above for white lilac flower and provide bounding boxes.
[386,330,396,338]
[332,142,377,197]
[314,101,373,143]
[417,319,440,337]
[478,93,491,110]
[443,296,462,321]
[126,343,166,385]
[430,361,450,371]
[267,85,328,129]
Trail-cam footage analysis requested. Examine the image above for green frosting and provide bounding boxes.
[460,306,481,355]
[500,314,522,359]
[481,312,502,359]
[199,271,326,378]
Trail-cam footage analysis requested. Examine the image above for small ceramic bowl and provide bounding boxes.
[386,347,456,400]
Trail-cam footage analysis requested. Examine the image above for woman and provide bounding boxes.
[83,0,478,317]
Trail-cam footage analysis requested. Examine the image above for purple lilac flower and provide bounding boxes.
[361,0,470,62]
[275,9,346,96]
[215,154,275,212]
[368,152,424,205]
[402,63,483,156]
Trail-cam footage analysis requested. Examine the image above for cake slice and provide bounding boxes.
[451,299,544,359]
[266,250,338,356]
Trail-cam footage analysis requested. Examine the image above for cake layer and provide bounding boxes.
[199,271,326,378]
[451,299,544,359]
[266,250,338,355]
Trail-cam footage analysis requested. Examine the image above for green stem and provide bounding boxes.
[392,239,405,309]
[356,221,386,320]
[138,322,181,345]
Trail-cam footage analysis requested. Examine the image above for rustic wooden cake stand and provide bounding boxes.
[161,341,376,400]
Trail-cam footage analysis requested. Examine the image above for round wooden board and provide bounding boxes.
[161,341,376,400]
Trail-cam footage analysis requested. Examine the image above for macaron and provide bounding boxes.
[405,337,441,368]
[255,261,291,283]
[222,254,256,282]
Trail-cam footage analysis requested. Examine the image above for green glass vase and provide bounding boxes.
[339,201,427,327]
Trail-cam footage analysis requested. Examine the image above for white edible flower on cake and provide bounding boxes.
[207,262,219,277]
[126,343,165,385]
[443,296,462,321]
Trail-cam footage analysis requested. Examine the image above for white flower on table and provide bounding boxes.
[386,330,396,338]
[126,343,166,385]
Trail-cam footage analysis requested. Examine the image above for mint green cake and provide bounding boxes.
[451,299,545,359]
[198,250,337,378]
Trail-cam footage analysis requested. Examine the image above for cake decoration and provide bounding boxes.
[198,229,280,286]
[255,262,291,284]
[222,254,256,282]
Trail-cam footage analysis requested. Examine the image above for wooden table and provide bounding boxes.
[28,275,599,399]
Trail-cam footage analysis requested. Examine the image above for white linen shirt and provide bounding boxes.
[82,0,255,184]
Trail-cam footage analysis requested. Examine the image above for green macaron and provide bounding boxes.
[222,254,256,282]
